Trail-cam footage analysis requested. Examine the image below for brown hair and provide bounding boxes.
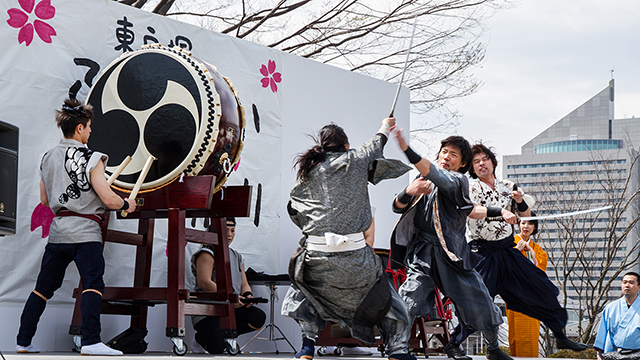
[469,143,498,179]
[55,98,93,138]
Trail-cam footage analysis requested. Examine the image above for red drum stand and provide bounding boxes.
[68,176,251,355]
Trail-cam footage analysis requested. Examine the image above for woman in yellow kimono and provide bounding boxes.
[507,213,548,357]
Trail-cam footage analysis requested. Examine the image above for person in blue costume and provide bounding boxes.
[594,272,640,360]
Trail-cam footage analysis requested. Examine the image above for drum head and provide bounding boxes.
[87,45,244,192]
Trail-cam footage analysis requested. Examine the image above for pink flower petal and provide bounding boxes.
[7,8,28,28]
[18,23,34,46]
[34,19,55,43]
[272,72,282,83]
[260,64,269,77]
[268,59,276,74]
[261,77,270,88]
[35,0,55,20]
[19,0,34,13]
[270,77,278,93]
[30,203,54,238]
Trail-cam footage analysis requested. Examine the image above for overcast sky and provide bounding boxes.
[431,0,640,163]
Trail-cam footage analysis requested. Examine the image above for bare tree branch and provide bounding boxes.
[153,0,176,15]
[125,0,513,136]
[518,146,640,344]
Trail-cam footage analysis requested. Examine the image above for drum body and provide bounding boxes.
[87,44,245,193]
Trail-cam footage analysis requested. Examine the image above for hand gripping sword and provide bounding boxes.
[389,15,418,118]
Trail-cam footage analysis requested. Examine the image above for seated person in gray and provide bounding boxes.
[191,217,266,354]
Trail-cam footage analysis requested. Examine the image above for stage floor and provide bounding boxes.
[0,353,587,360]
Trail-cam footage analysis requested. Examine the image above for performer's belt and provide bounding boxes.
[56,208,104,226]
[306,232,366,252]
[470,234,516,252]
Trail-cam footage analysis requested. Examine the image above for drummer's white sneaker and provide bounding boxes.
[16,344,40,353]
[80,342,123,356]
[342,347,373,356]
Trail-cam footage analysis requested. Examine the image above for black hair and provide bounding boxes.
[623,272,640,283]
[469,143,498,179]
[55,98,93,138]
[521,211,539,236]
[438,136,472,174]
[294,123,349,181]
[226,217,236,226]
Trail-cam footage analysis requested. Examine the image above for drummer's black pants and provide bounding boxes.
[194,306,266,354]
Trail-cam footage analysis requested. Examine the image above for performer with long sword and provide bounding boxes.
[448,143,589,355]
[281,17,419,360]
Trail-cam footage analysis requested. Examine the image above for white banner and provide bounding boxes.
[0,0,410,351]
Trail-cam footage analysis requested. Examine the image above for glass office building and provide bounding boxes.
[503,80,640,316]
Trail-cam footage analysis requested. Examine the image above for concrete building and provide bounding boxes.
[503,80,640,311]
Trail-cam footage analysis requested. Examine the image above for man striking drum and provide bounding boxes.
[390,132,510,360]
[281,118,414,360]
[447,143,588,354]
[16,98,136,356]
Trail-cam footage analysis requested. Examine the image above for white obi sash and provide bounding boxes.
[306,232,366,252]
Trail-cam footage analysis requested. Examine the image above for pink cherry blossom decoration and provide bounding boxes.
[259,59,282,93]
[7,0,56,46]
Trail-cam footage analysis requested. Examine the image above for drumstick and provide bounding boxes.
[107,156,132,186]
[121,155,156,217]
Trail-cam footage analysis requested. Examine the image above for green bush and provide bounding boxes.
[548,348,597,359]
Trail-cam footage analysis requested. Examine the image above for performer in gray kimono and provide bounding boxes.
[448,143,588,352]
[281,119,414,360]
[390,132,510,360]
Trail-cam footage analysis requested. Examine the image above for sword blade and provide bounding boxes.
[389,15,418,117]
[485,205,612,222]
[520,205,612,221]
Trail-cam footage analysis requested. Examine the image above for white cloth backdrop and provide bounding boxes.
[0,0,410,351]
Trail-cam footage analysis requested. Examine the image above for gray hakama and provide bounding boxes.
[391,164,503,337]
[281,133,412,355]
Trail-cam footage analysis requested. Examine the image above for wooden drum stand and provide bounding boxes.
[68,175,251,355]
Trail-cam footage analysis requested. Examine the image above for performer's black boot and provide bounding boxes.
[483,330,513,360]
[443,342,472,360]
[556,337,588,352]
[486,348,513,360]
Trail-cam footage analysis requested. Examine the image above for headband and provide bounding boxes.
[62,104,88,118]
